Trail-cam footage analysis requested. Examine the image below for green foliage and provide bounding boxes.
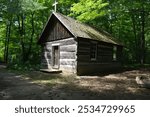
[0,0,48,68]
[70,0,108,22]
[58,0,79,15]
[0,22,5,61]
[21,0,47,12]
[0,0,150,71]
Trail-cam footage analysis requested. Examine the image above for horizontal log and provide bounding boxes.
[60,65,76,69]
[77,62,121,67]
[60,52,76,59]
[46,38,76,46]
[97,58,112,61]
[97,53,113,56]
[78,46,90,51]
[98,50,112,53]
[60,44,77,52]
[60,59,76,66]
[78,45,91,49]
[77,62,121,75]
[77,55,90,61]
[98,47,112,51]
[78,41,90,45]
[98,44,113,48]
[78,51,90,55]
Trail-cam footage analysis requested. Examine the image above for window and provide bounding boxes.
[113,46,117,61]
[90,42,97,61]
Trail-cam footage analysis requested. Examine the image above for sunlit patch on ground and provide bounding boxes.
[0,67,150,100]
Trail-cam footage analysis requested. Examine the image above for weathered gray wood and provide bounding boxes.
[40,38,77,74]
[41,36,122,75]
[46,38,76,46]
[60,55,76,59]
[47,18,73,41]
[40,69,62,73]
[60,64,76,70]
[60,52,76,59]
[60,59,76,66]
[60,44,76,52]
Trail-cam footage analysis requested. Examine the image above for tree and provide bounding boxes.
[0,0,47,64]
[16,0,47,62]
[128,0,150,64]
[70,0,108,23]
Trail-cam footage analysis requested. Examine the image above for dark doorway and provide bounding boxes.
[52,46,59,69]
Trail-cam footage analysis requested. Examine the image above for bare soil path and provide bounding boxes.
[0,66,150,100]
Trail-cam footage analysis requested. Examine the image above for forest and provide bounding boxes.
[0,0,150,70]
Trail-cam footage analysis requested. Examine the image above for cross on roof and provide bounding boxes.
[53,0,58,12]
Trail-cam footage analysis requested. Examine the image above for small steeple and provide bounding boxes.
[53,0,58,12]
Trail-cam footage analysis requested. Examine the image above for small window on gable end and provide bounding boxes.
[113,46,117,61]
[90,42,97,61]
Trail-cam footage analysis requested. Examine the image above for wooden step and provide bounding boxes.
[40,69,62,73]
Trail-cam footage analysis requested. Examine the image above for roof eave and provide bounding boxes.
[77,36,123,46]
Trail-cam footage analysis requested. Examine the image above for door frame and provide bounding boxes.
[52,44,60,69]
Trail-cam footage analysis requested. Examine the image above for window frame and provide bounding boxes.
[113,46,117,61]
[90,41,98,61]
[51,43,60,69]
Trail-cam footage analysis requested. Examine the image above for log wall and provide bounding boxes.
[41,38,77,73]
[41,37,122,75]
[77,62,122,75]
[77,38,122,75]
[77,38,114,63]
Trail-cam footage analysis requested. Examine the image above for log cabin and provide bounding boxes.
[38,12,123,75]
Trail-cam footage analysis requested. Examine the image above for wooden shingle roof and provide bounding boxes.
[38,12,123,46]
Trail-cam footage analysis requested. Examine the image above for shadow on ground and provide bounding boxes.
[0,67,150,100]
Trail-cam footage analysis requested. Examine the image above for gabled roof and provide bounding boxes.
[38,12,123,46]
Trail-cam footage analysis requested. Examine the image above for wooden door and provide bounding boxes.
[52,46,59,69]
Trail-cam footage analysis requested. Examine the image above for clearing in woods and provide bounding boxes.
[0,65,150,100]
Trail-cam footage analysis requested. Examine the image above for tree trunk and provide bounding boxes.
[17,14,26,63]
[25,12,35,61]
[4,19,12,63]
[4,24,9,63]
[130,11,139,63]
[140,10,145,64]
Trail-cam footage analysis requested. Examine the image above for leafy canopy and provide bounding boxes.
[70,0,109,22]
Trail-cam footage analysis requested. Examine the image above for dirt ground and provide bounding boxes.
[0,65,150,100]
